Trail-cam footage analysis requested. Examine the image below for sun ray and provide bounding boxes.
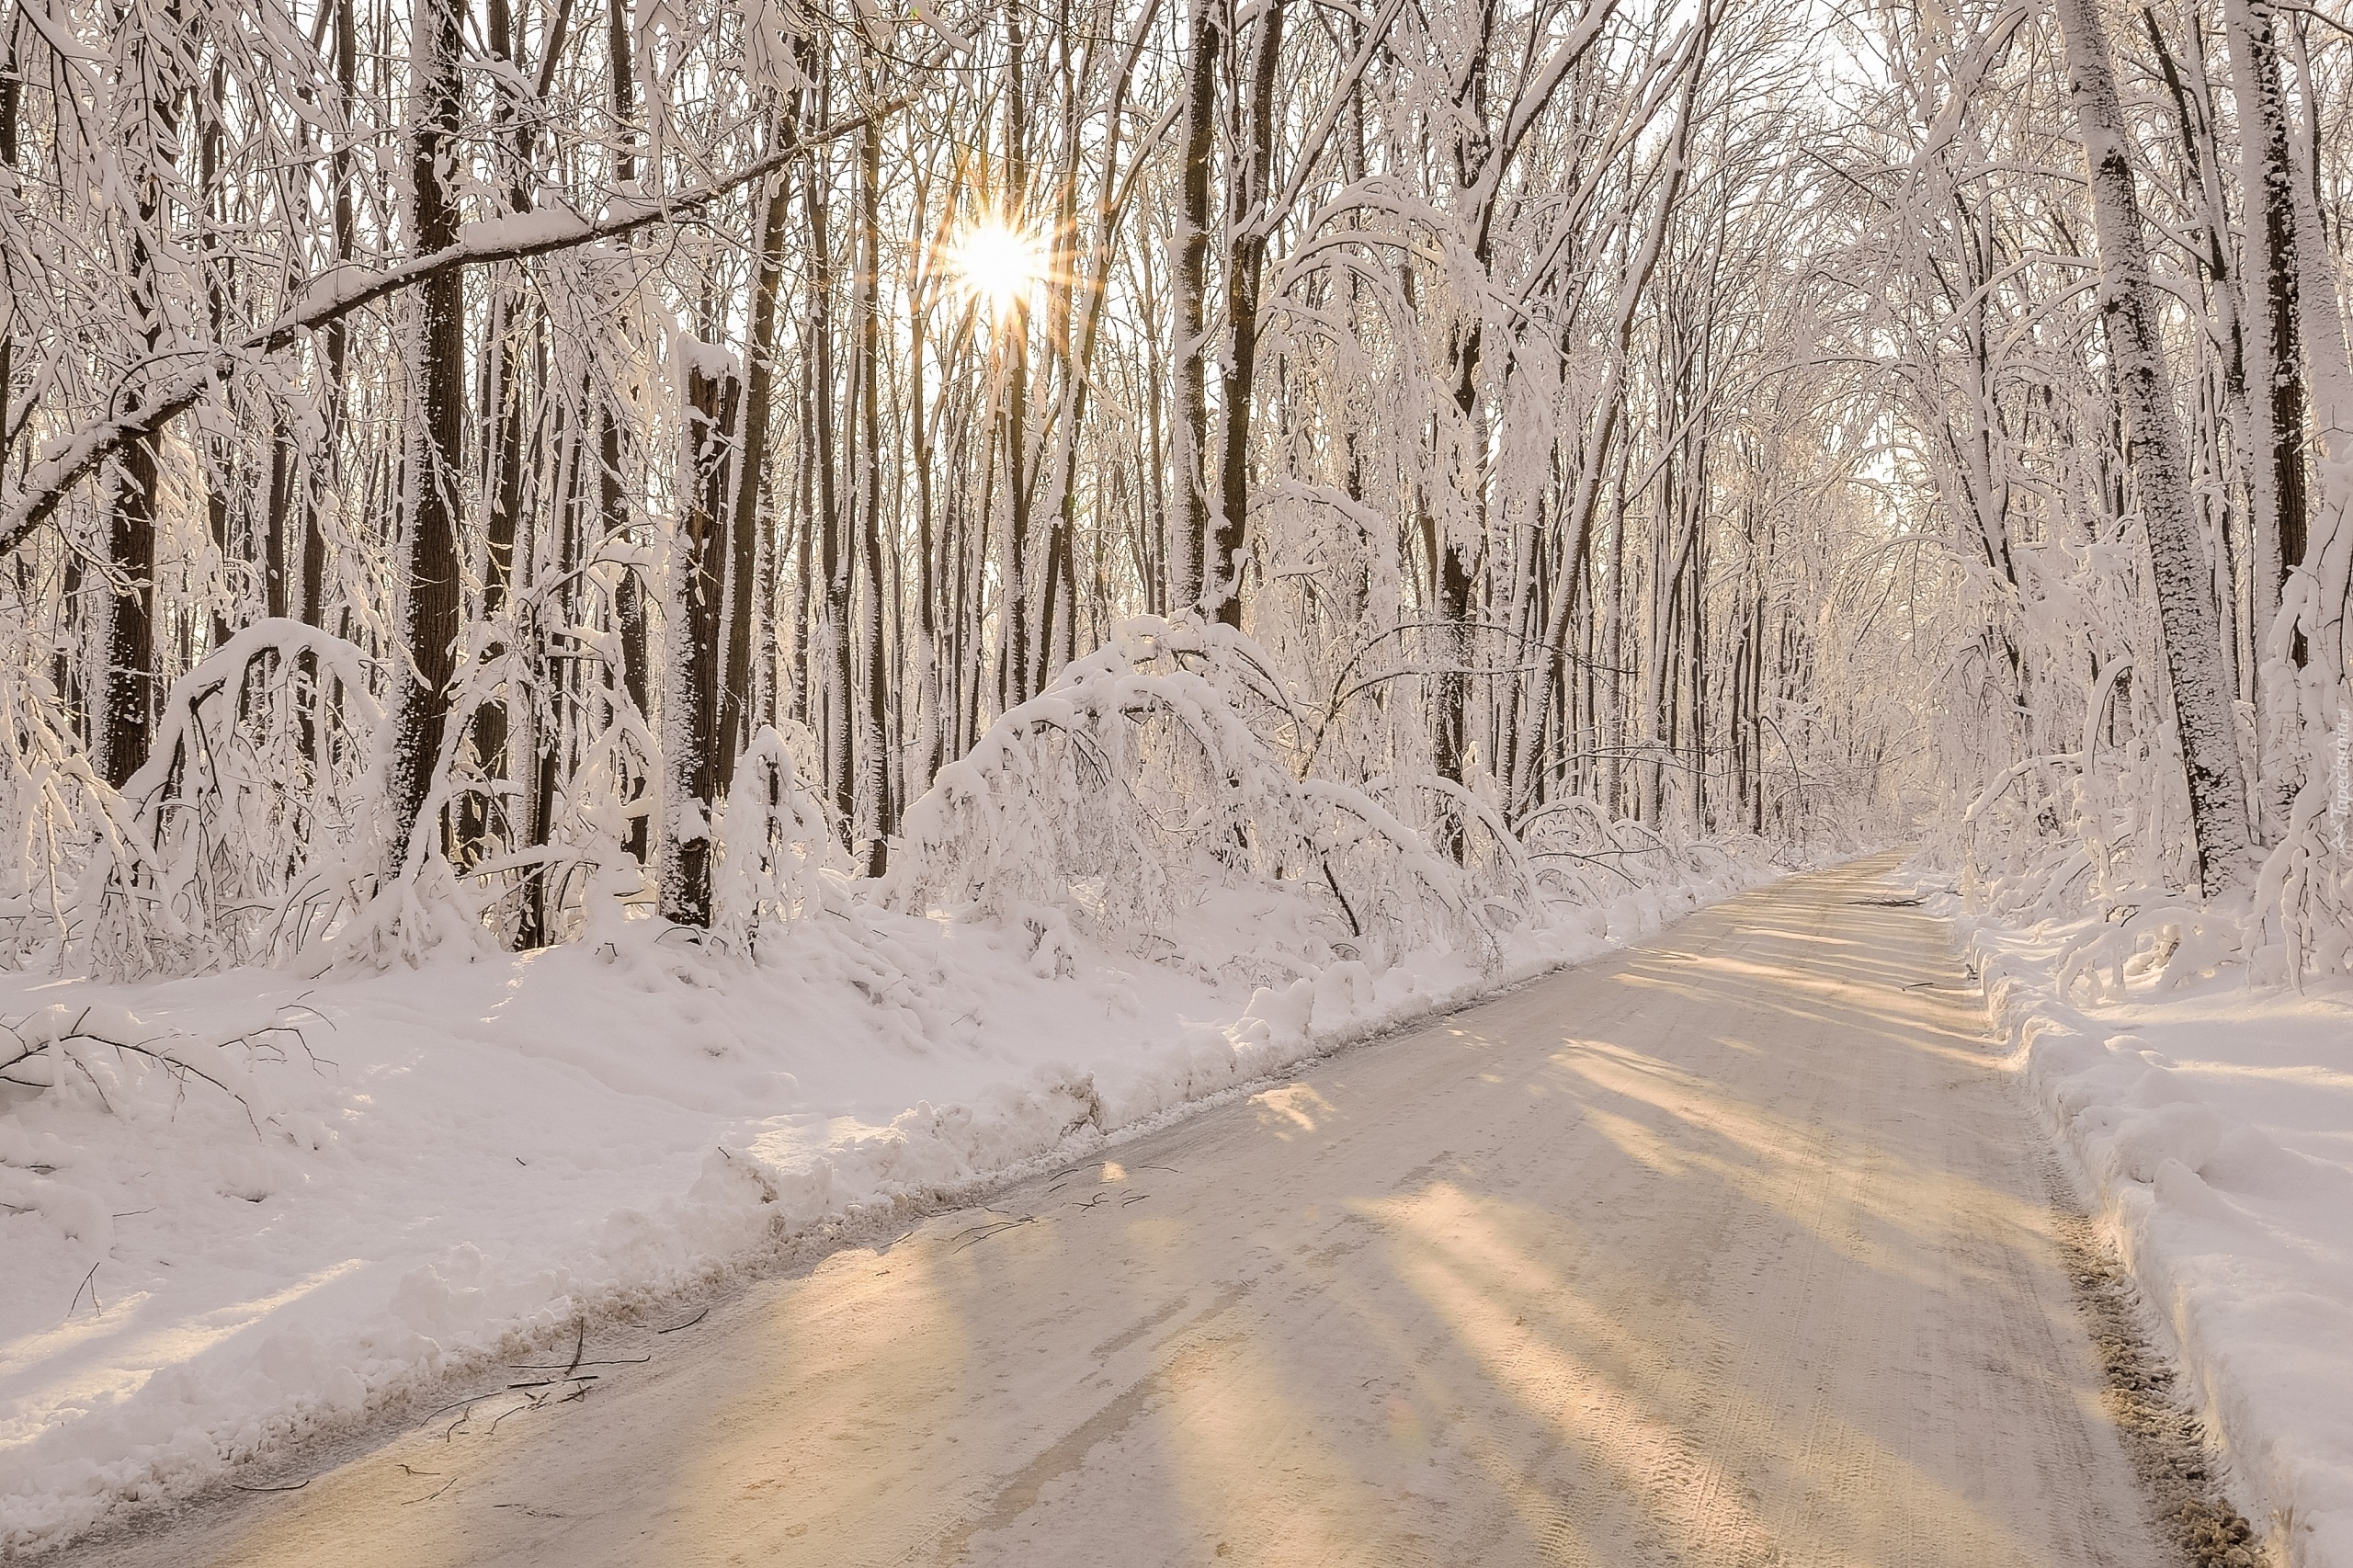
[946,218,1046,309]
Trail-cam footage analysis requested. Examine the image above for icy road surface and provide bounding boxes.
[63,858,2173,1566]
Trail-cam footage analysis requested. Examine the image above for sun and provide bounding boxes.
[948,219,1046,309]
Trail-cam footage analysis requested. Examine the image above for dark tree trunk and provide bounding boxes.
[383,0,470,878]
[2223,0,2308,645]
[856,101,891,872]
[606,403,651,866]
[721,146,792,787]
[811,143,853,835]
[658,362,739,926]
[97,1,186,789]
[99,451,159,791]
[301,0,358,631]
[1000,0,1034,703]
[0,5,17,475]
[1173,0,1220,612]
[1209,0,1287,630]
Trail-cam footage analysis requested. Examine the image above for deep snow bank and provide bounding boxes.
[0,852,1789,1554]
[1948,902,2353,1568]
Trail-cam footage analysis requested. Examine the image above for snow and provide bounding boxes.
[1948,895,2353,1568]
[0,852,1789,1554]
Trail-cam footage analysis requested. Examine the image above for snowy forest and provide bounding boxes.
[6,0,2353,1551]
[0,0,2342,975]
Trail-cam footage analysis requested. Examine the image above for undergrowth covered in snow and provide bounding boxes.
[0,618,1819,1555]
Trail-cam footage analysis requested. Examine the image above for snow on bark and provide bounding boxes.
[656,344,742,929]
[2052,0,2250,900]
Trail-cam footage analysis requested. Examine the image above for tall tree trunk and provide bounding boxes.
[606,0,654,871]
[608,403,652,866]
[199,63,233,653]
[302,0,358,631]
[2279,19,2353,801]
[384,0,470,880]
[856,95,892,872]
[722,119,796,788]
[1172,0,1220,612]
[2221,0,2309,840]
[97,1,186,789]
[1000,0,1035,703]
[809,138,853,834]
[99,462,159,790]
[1208,0,1286,629]
[463,0,542,871]
[2223,0,2307,643]
[658,359,738,926]
[790,375,814,730]
[2053,0,2251,896]
[908,165,943,798]
[2145,4,2256,706]
[0,3,17,477]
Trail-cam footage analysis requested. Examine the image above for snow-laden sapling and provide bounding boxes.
[0,1001,320,1131]
[887,614,1514,984]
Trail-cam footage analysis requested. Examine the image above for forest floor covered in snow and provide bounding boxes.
[0,850,1792,1555]
[1941,892,2353,1568]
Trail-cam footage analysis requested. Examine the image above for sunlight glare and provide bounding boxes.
[949,219,1045,308]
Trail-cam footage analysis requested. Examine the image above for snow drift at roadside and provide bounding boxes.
[1949,900,2353,1568]
[0,615,1812,1554]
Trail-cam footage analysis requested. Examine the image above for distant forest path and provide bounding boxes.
[63,857,2179,1567]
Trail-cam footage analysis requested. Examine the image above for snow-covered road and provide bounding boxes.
[59,858,2177,1566]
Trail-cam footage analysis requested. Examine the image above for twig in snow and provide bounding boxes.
[279,994,338,1035]
[508,1357,648,1369]
[655,1307,709,1334]
[404,1476,458,1504]
[415,1391,494,1422]
[949,1215,1042,1253]
[231,1479,311,1493]
[416,1392,502,1437]
[51,1042,114,1115]
[64,1262,100,1318]
[946,1216,1019,1244]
